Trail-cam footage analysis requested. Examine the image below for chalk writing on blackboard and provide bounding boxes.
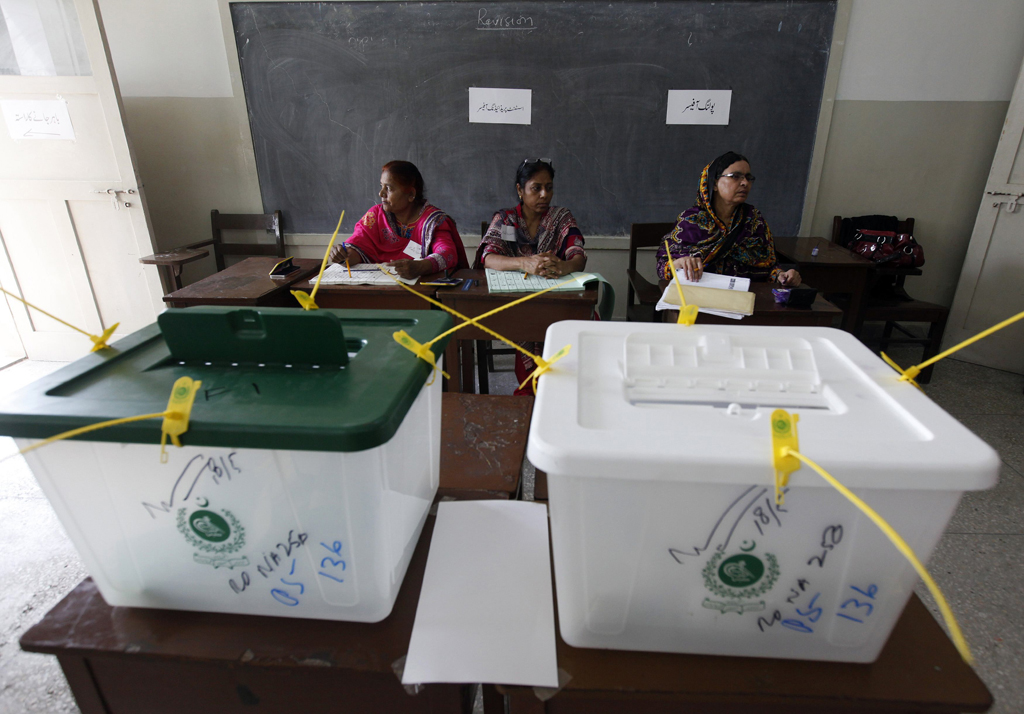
[477,8,535,30]
[468,87,532,125]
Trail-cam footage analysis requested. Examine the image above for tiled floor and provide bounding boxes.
[0,348,1021,713]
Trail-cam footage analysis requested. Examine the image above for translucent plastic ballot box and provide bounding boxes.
[527,321,998,663]
[0,307,452,622]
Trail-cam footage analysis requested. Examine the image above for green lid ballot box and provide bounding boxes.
[0,307,451,622]
[527,322,999,662]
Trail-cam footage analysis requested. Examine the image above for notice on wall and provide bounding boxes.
[469,87,531,125]
[1,99,76,140]
[666,90,732,126]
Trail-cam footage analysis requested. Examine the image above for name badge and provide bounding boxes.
[500,225,517,242]
[403,240,420,259]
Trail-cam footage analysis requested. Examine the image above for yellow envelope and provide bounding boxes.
[663,284,755,316]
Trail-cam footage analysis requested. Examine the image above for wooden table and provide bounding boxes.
[437,269,598,393]
[19,393,532,714]
[659,281,842,327]
[290,277,438,310]
[773,236,875,333]
[163,256,320,308]
[139,248,210,292]
[495,593,991,714]
[438,393,532,500]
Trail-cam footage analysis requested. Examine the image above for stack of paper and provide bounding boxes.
[314,263,419,285]
[656,271,753,319]
[486,268,598,293]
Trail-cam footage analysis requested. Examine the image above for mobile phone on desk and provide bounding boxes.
[420,277,464,286]
[268,257,300,279]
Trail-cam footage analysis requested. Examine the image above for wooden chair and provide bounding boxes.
[831,216,948,383]
[140,211,285,294]
[626,222,675,322]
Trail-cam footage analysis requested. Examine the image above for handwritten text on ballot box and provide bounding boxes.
[469,87,532,125]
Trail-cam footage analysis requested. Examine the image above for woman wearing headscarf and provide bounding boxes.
[656,151,800,286]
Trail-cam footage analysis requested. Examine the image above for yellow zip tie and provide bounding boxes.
[882,308,1024,390]
[393,330,450,386]
[769,409,801,506]
[1,287,119,352]
[517,343,572,393]
[781,445,973,665]
[160,376,202,463]
[292,209,345,311]
[378,267,573,386]
[14,412,170,462]
[663,242,698,325]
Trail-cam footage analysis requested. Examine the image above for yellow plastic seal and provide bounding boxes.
[160,376,202,463]
[0,287,119,352]
[663,241,698,325]
[518,344,571,392]
[769,409,801,505]
[292,209,345,311]
[393,330,450,385]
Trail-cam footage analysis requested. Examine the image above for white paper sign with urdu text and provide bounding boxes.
[666,90,732,126]
[469,87,532,125]
[1,99,75,140]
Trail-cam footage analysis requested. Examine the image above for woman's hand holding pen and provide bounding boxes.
[672,255,703,282]
[329,243,359,266]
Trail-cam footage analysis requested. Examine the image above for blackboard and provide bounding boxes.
[231,1,836,236]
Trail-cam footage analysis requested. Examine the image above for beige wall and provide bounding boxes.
[105,0,1024,318]
[810,100,1009,306]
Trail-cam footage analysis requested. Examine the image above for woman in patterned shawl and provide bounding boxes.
[475,158,588,395]
[330,161,468,278]
[656,152,800,286]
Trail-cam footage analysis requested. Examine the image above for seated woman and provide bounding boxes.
[330,160,468,278]
[475,158,587,394]
[656,151,800,287]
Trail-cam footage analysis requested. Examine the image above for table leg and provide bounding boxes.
[460,340,476,394]
[844,270,872,334]
[446,338,461,393]
[55,656,108,714]
[476,340,490,394]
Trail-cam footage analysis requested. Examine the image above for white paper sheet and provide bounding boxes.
[469,87,532,125]
[2,99,75,140]
[402,501,558,687]
[666,89,732,126]
[315,262,418,285]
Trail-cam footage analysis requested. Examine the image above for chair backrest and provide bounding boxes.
[209,210,285,271]
[628,222,675,271]
[830,215,915,247]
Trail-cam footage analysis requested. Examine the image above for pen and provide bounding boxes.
[345,257,352,278]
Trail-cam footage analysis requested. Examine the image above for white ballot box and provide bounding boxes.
[528,322,998,662]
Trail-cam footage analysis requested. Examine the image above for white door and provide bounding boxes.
[944,55,1024,374]
[0,0,163,361]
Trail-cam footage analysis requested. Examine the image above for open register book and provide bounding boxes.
[486,269,601,293]
[656,272,754,319]
[314,263,419,285]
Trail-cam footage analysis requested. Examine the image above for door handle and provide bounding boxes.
[90,188,136,209]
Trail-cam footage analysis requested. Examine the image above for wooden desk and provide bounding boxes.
[18,393,531,714]
[21,524,467,714]
[437,270,598,393]
[773,236,874,333]
[290,277,437,310]
[496,593,992,714]
[163,257,320,308]
[659,281,842,327]
[139,248,210,293]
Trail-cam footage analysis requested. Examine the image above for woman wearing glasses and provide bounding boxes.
[475,158,588,394]
[656,151,801,286]
[329,160,468,278]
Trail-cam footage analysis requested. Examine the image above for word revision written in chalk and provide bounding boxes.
[469,87,532,125]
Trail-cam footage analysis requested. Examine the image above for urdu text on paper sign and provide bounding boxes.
[1,99,76,140]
